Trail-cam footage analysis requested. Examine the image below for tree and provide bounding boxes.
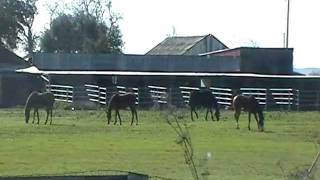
[0,0,38,53]
[40,0,123,53]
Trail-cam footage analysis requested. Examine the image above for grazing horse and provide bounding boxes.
[189,89,220,121]
[232,95,264,131]
[25,91,55,125]
[106,93,138,125]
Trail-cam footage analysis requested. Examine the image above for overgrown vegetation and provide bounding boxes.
[0,108,320,179]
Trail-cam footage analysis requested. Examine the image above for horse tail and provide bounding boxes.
[106,94,116,123]
[231,95,239,110]
[24,97,32,124]
[107,105,112,120]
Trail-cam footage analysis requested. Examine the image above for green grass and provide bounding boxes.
[0,108,320,179]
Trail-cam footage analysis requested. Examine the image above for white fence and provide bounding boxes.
[46,84,73,103]
[46,84,304,110]
[148,85,168,104]
[85,84,139,105]
[211,87,233,106]
[85,84,107,105]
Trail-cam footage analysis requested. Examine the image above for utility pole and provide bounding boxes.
[286,0,290,48]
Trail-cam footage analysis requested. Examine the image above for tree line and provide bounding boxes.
[0,0,123,56]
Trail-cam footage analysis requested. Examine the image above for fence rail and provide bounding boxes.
[46,84,73,103]
[85,84,139,105]
[46,84,320,111]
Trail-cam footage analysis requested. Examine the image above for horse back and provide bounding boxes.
[189,89,217,107]
[27,91,55,108]
[233,95,259,112]
[109,93,136,109]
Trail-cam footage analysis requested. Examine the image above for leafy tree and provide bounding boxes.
[0,0,38,53]
[40,0,123,53]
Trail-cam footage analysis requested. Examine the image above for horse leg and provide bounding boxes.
[234,109,240,129]
[130,106,138,125]
[205,108,209,121]
[50,109,53,125]
[248,112,251,130]
[115,110,122,125]
[130,107,134,126]
[253,112,260,130]
[135,108,138,125]
[194,109,198,119]
[45,109,49,125]
[118,110,122,125]
[190,108,195,121]
[32,109,36,124]
[215,108,220,121]
[36,109,40,124]
[210,108,214,121]
[114,110,118,125]
[107,109,111,125]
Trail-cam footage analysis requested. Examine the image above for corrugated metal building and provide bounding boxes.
[30,36,295,87]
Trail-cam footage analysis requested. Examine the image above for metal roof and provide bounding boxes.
[16,66,320,79]
[146,34,227,55]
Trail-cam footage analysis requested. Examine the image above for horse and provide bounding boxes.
[189,89,220,121]
[232,95,264,131]
[25,91,55,125]
[106,93,138,125]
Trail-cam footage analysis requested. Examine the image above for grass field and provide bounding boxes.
[0,107,320,179]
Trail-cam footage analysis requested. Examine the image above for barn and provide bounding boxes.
[0,46,44,107]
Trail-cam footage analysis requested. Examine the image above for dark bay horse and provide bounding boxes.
[25,91,55,125]
[189,89,220,121]
[107,93,138,125]
[232,95,264,131]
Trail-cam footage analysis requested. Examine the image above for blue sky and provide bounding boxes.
[34,0,320,68]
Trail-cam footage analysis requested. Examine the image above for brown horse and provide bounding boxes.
[189,89,220,121]
[232,95,264,131]
[25,91,55,125]
[106,93,138,125]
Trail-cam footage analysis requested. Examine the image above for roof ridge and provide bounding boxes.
[181,34,210,54]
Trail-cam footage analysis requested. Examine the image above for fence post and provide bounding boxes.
[296,89,300,111]
[317,91,320,111]
[266,89,269,111]
[66,87,69,102]
[71,87,74,104]
[288,89,291,111]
